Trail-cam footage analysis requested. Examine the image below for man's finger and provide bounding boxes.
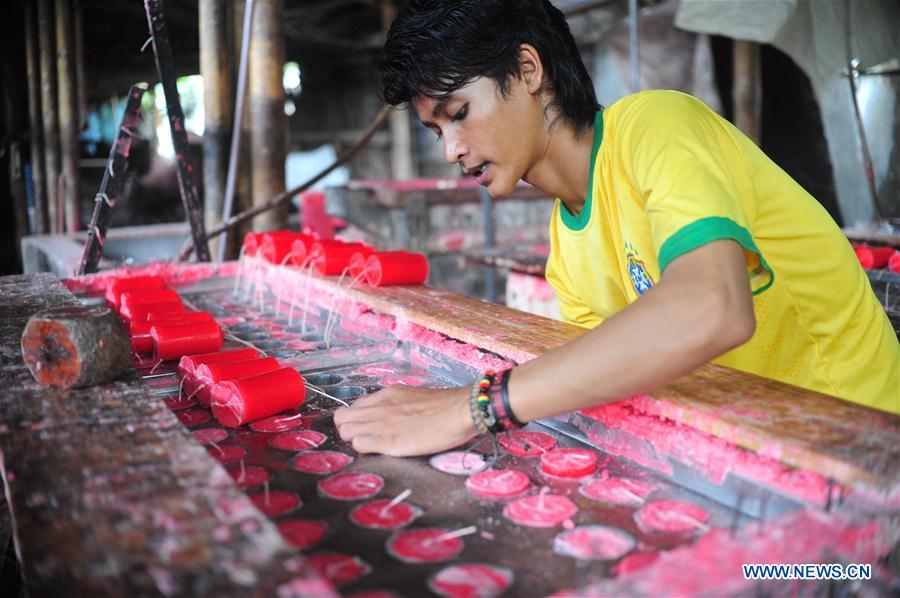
[351,433,384,454]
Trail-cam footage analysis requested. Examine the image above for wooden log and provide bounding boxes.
[21,306,130,389]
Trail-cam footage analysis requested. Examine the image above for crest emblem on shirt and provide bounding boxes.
[625,243,654,296]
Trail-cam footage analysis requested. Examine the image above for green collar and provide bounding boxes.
[560,109,604,231]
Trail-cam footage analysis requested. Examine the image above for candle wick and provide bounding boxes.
[187,384,206,400]
[276,251,299,316]
[208,439,224,455]
[538,486,549,510]
[428,525,478,545]
[300,262,315,334]
[149,359,164,374]
[621,489,645,504]
[288,254,313,326]
[380,488,412,517]
[305,383,350,408]
[177,375,187,398]
[233,245,247,295]
[264,480,271,506]
[238,459,246,483]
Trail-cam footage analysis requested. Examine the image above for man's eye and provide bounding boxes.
[451,105,468,121]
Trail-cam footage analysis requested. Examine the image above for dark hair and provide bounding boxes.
[380,0,599,133]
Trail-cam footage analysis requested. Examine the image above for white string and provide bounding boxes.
[140,36,153,52]
[288,254,315,326]
[324,268,367,348]
[380,489,412,518]
[304,383,349,407]
[300,261,317,334]
[233,245,247,295]
[428,525,478,545]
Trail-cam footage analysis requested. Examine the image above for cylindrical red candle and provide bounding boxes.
[310,241,373,276]
[366,251,429,286]
[259,232,315,264]
[211,367,306,428]
[119,300,185,324]
[130,312,215,355]
[105,276,166,309]
[151,320,223,361]
[854,244,895,269]
[177,347,262,394]
[889,250,900,273]
[289,237,317,267]
[119,288,181,310]
[193,356,281,406]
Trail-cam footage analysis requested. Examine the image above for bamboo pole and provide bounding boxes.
[56,0,81,232]
[37,0,60,233]
[74,0,87,132]
[247,0,286,232]
[25,0,48,234]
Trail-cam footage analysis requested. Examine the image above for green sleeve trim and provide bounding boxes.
[560,109,604,231]
[658,216,774,295]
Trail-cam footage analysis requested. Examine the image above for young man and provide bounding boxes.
[334,0,899,456]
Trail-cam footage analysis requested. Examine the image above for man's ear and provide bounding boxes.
[518,43,545,95]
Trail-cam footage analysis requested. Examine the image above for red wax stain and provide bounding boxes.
[277,518,328,550]
[466,469,531,499]
[634,500,709,534]
[293,450,354,475]
[429,451,487,475]
[249,411,307,433]
[553,525,636,560]
[386,528,464,564]
[306,551,372,587]
[503,494,578,528]
[349,499,421,529]
[192,428,228,445]
[612,551,659,575]
[176,408,212,427]
[498,430,557,456]
[428,563,513,598]
[210,445,248,464]
[164,395,197,411]
[270,430,327,451]
[225,465,272,489]
[249,490,302,517]
[353,364,399,377]
[319,471,384,501]
[541,448,598,478]
[379,375,427,387]
[580,477,656,506]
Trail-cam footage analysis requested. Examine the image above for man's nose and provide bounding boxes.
[444,134,467,164]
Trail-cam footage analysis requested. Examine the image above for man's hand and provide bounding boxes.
[333,385,477,456]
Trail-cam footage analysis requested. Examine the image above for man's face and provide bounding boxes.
[412,76,546,198]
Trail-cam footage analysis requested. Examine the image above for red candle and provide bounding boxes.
[119,300,184,324]
[310,241,373,276]
[288,237,316,267]
[210,367,306,427]
[151,320,223,361]
[193,356,281,406]
[130,312,215,355]
[177,347,261,393]
[853,244,895,269]
[365,251,429,286]
[119,288,181,311]
[242,232,265,257]
[889,250,900,273]
[105,275,166,309]
[260,232,315,264]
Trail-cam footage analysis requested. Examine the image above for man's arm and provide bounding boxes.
[334,239,755,456]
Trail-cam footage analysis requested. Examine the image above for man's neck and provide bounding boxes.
[522,121,594,215]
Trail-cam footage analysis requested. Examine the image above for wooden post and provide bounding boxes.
[25,0,48,234]
[248,0,286,232]
[232,0,253,257]
[381,0,416,180]
[732,40,760,144]
[200,0,232,253]
[56,0,80,233]
[37,0,60,233]
[73,0,87,132]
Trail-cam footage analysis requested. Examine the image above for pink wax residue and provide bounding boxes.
[553,525,636,560]
[613,551,659,575]
[319,471,384,501]
[277,519,328,551]
[346,592,400,598]
[427,563,514,598]
[306,551,371,587]
[176,408,212,427]
[349,499,421,529]
[192,428,228,445]
[580,399,833,506]
[270,430,327,451]
[276,575,339,598]
[466,469,531,499]
[250,411,307,433]
[164,395,197,411]
[387,528,464,564]
[379,375,427,387]
[429,451,488,475]
[541,448,598,478]
[580,477,656,506]
[209,445,248,465]
[249,490,302,517]
[293,451,354,475]
[634,500,709,534]
[503,493,578,528]
[354,364,399,377]
[498,430,557,456]
[225,465,272,489]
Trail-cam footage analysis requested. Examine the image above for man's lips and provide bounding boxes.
[463,162,489,177]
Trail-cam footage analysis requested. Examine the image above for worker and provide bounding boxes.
[334,0,899,456]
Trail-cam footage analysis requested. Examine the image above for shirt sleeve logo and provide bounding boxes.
[625,243,655,296]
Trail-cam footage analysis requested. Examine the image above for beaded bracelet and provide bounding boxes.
[468,370,495,434]
[488,369,524,432]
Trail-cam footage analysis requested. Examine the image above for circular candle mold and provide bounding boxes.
[306,551,371,587]
[541,448,598,478]
[634,500,710,534]
[229,323,259,335]
[349,499,421,529]
[164,395,197,411]
[503,493,578,528]
[466,469,531,499]
[429,451,488,475]
[553,525,636,560]
[319,471,384,501]
[328,386,366,400]
[293,450,354,475]
[353,364,398,377]
[386,528,464,564]
[249,490,302,517]
[240,331,270,341]
[192,428,228,445]
[210,445,249,464]
[250,412,306,433]
[498,430,557,456]
[305,373,344,386]
[270,430,327,451]
[428,563,514,598]
[379,375,427,387]
[254,340,284,351]
[176,408,212,427]
[226,465,272,489]
[301,333,325,342]
[277,519,328,550]
[580,477,656,506]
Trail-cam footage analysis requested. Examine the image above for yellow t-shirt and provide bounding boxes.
[545,90,899,413]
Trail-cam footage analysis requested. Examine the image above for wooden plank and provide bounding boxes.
[0,273,330,595]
